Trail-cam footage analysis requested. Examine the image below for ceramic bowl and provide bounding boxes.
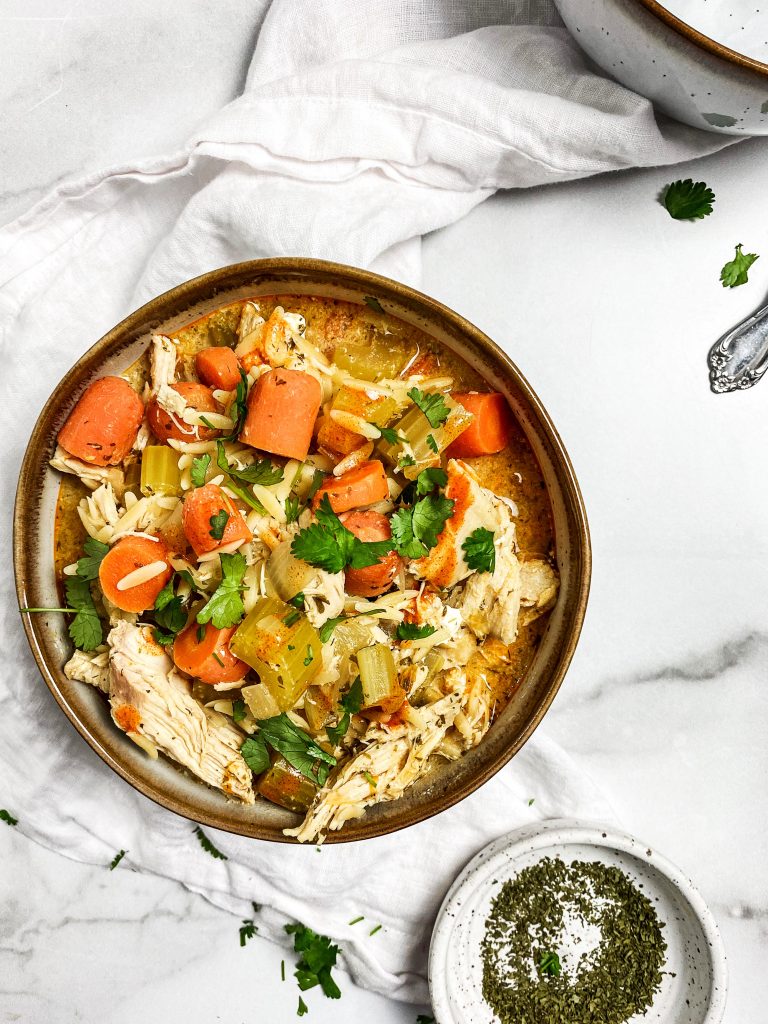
[14,258,590,843]
[430,819,727,1024]
[555,0,768,134]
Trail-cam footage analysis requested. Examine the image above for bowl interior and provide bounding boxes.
[14,258,590,842]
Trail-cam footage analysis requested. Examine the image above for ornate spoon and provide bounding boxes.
[708,300,768,393]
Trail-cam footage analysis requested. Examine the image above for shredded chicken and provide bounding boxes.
[519,559,559,624]
[50,445,124,491]
[64,648,110,693]
[107,622,254,803]
[150,333,177,392]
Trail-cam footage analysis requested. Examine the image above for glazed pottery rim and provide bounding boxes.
[634,0,768,78]
[14,257,591,843]
[428,818,728,1024]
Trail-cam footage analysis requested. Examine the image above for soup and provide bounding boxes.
[47,295,558,842]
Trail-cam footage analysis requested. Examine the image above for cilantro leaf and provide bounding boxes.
[196,552,247,628]
[0,809,18,827]
[240,735,271,774]
[190,453,211,487]
[407,387,450,428]
[391,493,454,560]
[257,714,337,786]
[65,576,102,651]
[340,676,363,714]
[291,495,392,573]
[396,622,436,641]
[232,698,246,723]
[285,495,300,523]
[239,919,258,946]
[426,433,439,455]
[720,243,759,288]
[109,849,126,870]
[193,825,228,860]
[375,424,406,445]
[154,577,176,611]
[306,469,325,502]
[214,441,268,513]
[285,922,342,1000]
[75,537,110,581]
[363,295,385,314]
[319,616,345,643]
[462,526,496,574]
[391,507,428,560]
[289,593,306,609]
[663,178,715,220]
[415,467,447,496]
[209,509,229,540]
[224,367,250,441]
[227,455,283,487]
[154,595,187,638]
[398,454,417,468]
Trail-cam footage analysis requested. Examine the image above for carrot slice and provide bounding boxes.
[312,460,389,514]
[98,536,172,613]
[196,347,241,391]
[239,368,321,460]
[340,510,401,598]
[146,382,220,443]
[58,376,144,467]
[445,392,514,458]
[181,483,253,557]
[173,622,247,683]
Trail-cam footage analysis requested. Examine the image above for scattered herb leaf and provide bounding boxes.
[209,508,230,540]
[364,295,385,314]
[425,433,439,455]
[0,810,18,827]
[396,622,436,641]
[193,825,228,860]
[190,453,211,487]
[225,367,250,440]
[239,918,258,946]
[415,467,447,496]
[369,924,382,936]
[375,424,406,445]
[285,494,300,523]
[462,526,496,574]
[407,387,450,428]
[65,576,103,651]
[196,552,247,629]
[349,916,364,926]
[663,178,715,220]
[720,243,759,288]
[109,849,126,870]
[539,951,561,977]
[257,715,336,786]
[291,495,392,573]
[240,735,271,774]
[285,922,342,1000]
[76,537,110,581]
[232,699,246,723]
[391,493,455,560]
[297,996,309,1016]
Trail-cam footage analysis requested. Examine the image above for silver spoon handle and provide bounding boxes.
[709,300,768,393]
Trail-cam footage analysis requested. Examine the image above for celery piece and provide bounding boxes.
[257,756,319,813]
[333,617,379,658]
[140,445,182,497]
[231,596,321,711]
[377,395,473,480]
[267,541,320,604]
[304,685,332,734]
[242,682,281,721]
[332,386,398,427]
[357,644,404,713]
[334,336,413,382]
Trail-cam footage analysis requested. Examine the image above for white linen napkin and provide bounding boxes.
[0,0,732,1004]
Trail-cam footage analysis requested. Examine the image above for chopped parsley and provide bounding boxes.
[239,918,258,946]
[539,951,561,977]
[325,677,363,745]
[363,771,377,790]
[398,454,417,468]
[193,825,228,860]
[152,576,187,645]
[297,996,308,1016]
[209,508,229,540]
[0,809,18,827]
[285,922,342,1000]
[291,495,392,573]
[720,243,759,288]
[196,552,247,629]
[407,387,450,428]
[462,526,496,574]
[224,367,250,440]
[109,849,126,870]
[285,494,300,523]
[215,442,268,513]
[190,453,211,487]
[319,616,345,643]
[375,424,406,445]
[242,714,337,785]
[391,493,455,560]
[396,622,436,641]
[75,537,110,580]
[663,178,715,221]
[415,467,447,496]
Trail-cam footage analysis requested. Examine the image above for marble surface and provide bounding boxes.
[2,3,768,1022]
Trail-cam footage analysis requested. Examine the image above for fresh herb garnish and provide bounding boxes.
[407,387,450,429]
[398,454,417,468]
[0,809,18,827]
[396,622,436,641]
[539,951,561,977]
[364,295,385,314]
[232,699,246,723]
[326,676,363,744]
[462,526,496,574]
[303,645,314,666]
[196,551,247,628]
[193,825,228,860]
[289,593,306,609]
[375,424,406,445]
[152,577,187,645]
[190,453,211,487]
[285,494,300,523]
[291,494,392,573]
[75,537,110,580]
[284,609,301,627]
[225,367,250,440]
[319,616,345,643]
[391,493,454,560]
[306,469,325,503]
[720,243,759,288]
[281,960,286,982]
[363,771,377,790]
[109,849,126,870]
[297,996,308,1016]
[65,576,103,651]
[349,916,364,926]
[285,922,342,1000]
[663,178,715,221]
[209,508,230,540]
[215,441,268,513]
[243,714,337,785]
[425,433,439,455]
[369,923,382,936]
[239,918,258,946]
[415,467,447,496]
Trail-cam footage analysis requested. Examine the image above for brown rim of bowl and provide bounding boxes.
[634,0,768,78]
[13,257,591,843]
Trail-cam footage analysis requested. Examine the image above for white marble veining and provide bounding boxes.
[1,3,767,1022]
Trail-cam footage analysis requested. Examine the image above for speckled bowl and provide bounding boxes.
[13,258,590,843]
[555,0,768,134]
[430,819,728,1024]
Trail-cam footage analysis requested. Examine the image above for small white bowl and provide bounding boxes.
[554,0,768,135]
[429,819,727,1024]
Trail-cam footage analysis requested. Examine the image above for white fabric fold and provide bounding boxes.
[0,0,732,1003]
